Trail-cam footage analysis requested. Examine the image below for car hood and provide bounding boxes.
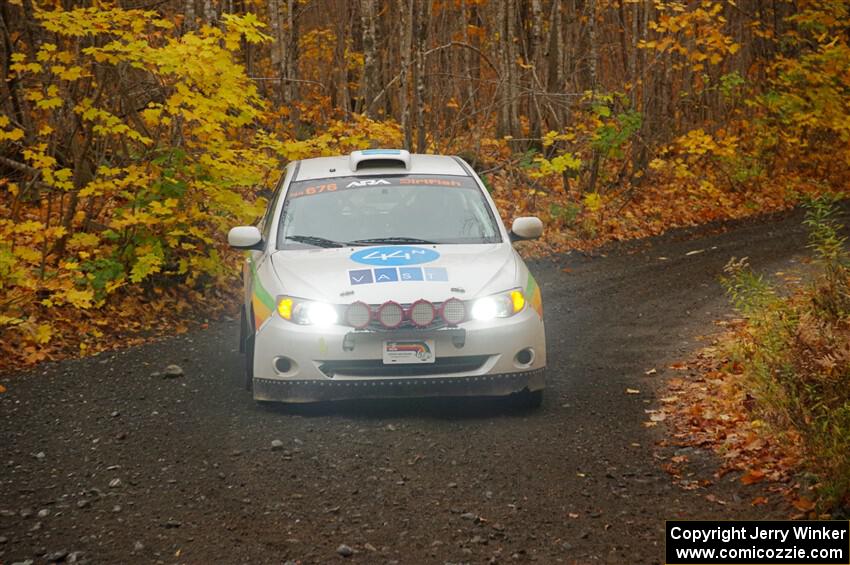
[269,244,518,304]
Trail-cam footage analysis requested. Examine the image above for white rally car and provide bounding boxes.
[228,150,546,406]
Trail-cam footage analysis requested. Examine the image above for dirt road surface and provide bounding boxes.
[1,210,816,564]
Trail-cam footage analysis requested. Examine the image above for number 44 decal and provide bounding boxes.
[362,248,426,261]
[350,245,440,266]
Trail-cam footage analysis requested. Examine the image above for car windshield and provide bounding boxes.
[276,174,502,248]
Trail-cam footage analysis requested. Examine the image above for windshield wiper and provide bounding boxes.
[349,237,438,245]
[285,234,346,248]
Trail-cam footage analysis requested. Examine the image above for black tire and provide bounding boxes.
[245,333,255,391]
[515,389,543,410]
[238,305,248,353]
[242,306,255,391]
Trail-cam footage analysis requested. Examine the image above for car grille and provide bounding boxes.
[318,356,489,378]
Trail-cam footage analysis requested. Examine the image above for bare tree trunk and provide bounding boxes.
[413,0,428,152]
[399,0,413,149]
[267,0,282,103]
[564,0,578,95]
[460,0,475,121]
[505,1,520,137]
[184,0,196,30]
[630,0,649,175]
[285,0,298,100]
[617,0,629,82]
[629,0,638,107]
[0,5,32,139]
[587,0,598,95]
[526,0,544,143]
[377,3,392,117]
[335,1,351,115]
[202,0,216,24]
[359,0,378,117]
[468,3,481,112]
[545,0,564,131]
[284,0,299,126]
[496,1,510,137]
[586,0,600,194]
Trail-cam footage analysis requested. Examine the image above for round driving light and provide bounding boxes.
[409,299,435,327]
[440,298,466,325]
[377,301,404,328]
[345,301,371,329]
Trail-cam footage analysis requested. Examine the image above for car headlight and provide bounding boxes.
[276,296,339,327]
[470,289,526,321]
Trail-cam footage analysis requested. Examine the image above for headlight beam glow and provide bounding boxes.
[301,302,338,327]
[471,296,499,321]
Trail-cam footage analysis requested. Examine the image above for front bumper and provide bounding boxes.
[251,307,546,403]
[254,369,545,402]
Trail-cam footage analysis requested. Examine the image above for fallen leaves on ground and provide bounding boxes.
[0,286,238,373]
[651,325,817,516]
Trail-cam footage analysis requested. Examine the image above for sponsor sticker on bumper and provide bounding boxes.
[383,339,435,364]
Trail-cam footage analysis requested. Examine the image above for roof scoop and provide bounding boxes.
[349,149,411,171]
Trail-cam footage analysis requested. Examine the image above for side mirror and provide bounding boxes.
[510,216,543,242]
[228,226,263,250]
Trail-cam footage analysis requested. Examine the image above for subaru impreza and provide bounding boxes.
[228,149,546,406]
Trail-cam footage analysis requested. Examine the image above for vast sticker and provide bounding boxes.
[348,269,373,285]
[374,268,399,282]
[423,267,448,281]
[399,267,423,281]
[350,246,440,266]
[347,267,447,285]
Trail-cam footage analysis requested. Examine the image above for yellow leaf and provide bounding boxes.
[35,323,53,344]
[61,66,84,81]
[0,127,24,142]
[130,252,162,283]
[37,97,63,110]
[584,192,603,212]
[62,288,95,309]
[0,315,23,326]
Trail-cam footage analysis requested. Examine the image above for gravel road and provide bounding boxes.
[1,210,817,564]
